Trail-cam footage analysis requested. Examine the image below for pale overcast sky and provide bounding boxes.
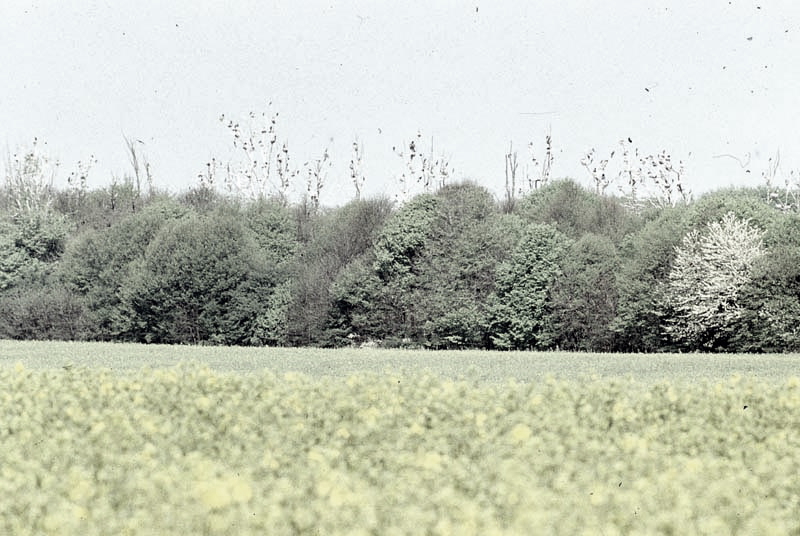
[1,1,798,206]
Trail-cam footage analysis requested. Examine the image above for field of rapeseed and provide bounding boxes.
[2,362,799,535]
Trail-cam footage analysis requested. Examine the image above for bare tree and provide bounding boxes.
[275,141,299,205]
[392,131,454,203]
[62,154,96,219]
[197,157,224,190]
[123,135,153,199]
[349,138,366,200]
[66,155,96,195]
[214,102,299,203]
[615,138,639,200]
[581,147,612,194]
[504,131,554,211]
[304,144,331,212]
[583,138,691,207]
[642,149,690,208]
[504,141,519,212]
[525,130,554,191]
[759,149,800,212]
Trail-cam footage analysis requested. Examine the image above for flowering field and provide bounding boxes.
[2,360,800,535]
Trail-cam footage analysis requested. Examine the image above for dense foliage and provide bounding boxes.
[2,362,799,534]
[2,177,800,351]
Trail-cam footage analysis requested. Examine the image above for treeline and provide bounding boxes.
[1,177,799,352]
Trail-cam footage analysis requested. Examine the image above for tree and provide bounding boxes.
[0,139,71,292]
[416,184,522,348]
[349,139,367,200]
[3,138,57,219]
[327,255,392,345]
[284,196,393,346]
[581,138,691,207]
[0,215,70,291]
[123,212,277,345]
[0,284,88,341]
[688,187,777,230]
[550,234,620,351]
[499,132,556,212]
[611,205,691,352]
[516,179,638,244]
[335,183,518,348]
[734,213,800,351]
[392,131,454,203]
[489,223,571,350]
[661,212,766,350]
[237,199,300,345]
[212,103,319,205]
[57,199,191,340]
[373,193,439,283]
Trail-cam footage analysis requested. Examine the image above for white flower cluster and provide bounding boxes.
[2,364,799,534]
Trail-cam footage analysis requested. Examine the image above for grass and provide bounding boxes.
[2,339,799,384]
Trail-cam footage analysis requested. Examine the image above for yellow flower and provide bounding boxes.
[196,480,232,510]
[417,451,443,471]
[474,412,488,428]
[358,406,381,427]
[228,476,253,503]
[194,396,212,411]
[194,474,252,510]
[684,457,703,476]
[508,423,532,444]
[409,422,425,435]
[68,478,94,503]
[262,451,280,470]
[697,515,730,535]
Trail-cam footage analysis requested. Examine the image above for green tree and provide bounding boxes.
[242,198,300,345]
[734,214,800,351]
[57,200,190,339]
[370,193,440,341]
[53,179,166,232]
[0,215,69,291]
[243,198,299,269]
[489,222,571,350]
[415,184,522,348]
[327,255,393,345]
[688,187,777,230]
[0,284,88,340]
[286,196,393,346]
[333,183,518,348]
[611,205,691,351]
[550,234,620,351]
[123,211,276,345]
[516,179,638,243]
[367,183,520,347]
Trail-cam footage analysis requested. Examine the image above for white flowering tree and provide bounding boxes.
[662,212,765,350]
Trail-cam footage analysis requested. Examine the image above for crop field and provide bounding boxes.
[1,341,800,534]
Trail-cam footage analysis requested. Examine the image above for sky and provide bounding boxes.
[1,1,799,206]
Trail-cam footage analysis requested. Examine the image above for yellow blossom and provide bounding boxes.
[508,423,532,444]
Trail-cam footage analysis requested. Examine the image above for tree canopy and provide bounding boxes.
[3,175,800,352]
